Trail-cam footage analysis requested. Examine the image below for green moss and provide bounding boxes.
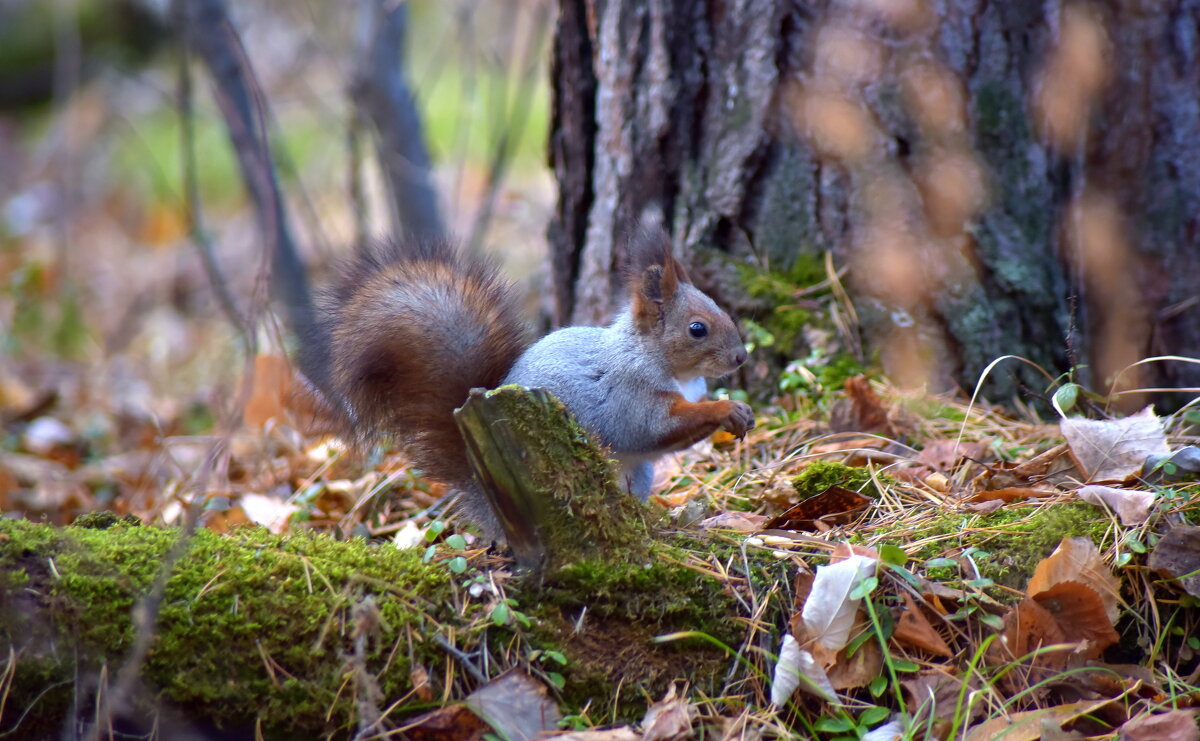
[0,516,778,734]
[793,460,885,498]
[462,386,649,564]
[0,518,453,737]
[892,502,1112,590]
[513,535,788,718]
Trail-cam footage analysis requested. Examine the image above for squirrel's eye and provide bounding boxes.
[688,321,708,339]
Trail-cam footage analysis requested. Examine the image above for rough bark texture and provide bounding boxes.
[548,0,1200,404]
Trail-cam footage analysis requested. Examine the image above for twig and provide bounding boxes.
[170,0,329,390]
[81,441,225,741]
[352,0,444,242]
[466,0,551,254]
[177,30,253,350]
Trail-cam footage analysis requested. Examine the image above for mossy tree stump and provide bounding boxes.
[454,385,649,571]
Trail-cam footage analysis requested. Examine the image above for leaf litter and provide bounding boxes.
[4,350,1200,740]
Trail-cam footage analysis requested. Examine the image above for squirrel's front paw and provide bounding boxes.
[721,401,755,439]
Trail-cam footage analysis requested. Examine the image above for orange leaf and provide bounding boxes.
[828,375,895,436]
[892,593,953,658]
[243,355,292,429]
[989,598,1067,670]
[1031,581,1118,659]
[968,487,1054,503]
[1027,537,1122,623]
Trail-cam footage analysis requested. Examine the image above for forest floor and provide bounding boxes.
[2,349,1199,739]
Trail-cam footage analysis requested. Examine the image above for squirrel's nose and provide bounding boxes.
[734,349,748,367]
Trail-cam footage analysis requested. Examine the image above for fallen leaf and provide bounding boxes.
[641,684,695,741]
[1147,526,1200,598]
[892,593,953,657]
[1143,446,1200,482]
[964,499,1005,514]
[762,485,871,531]
[698,512,769,532]
[917,439,988,472]
[1027,537,1122,623]
[1061,407,1170,483]
[1031,581,1119,659]
[800,554,879,652]
[965,698,1120,741]
[1119,709,1199,741]
[829,375,895,436]
[244,355,292,429]
[244,354,343,435]
[771,633,836,704]
[808,437,896,467]
[238,492,300,534]
[463,670,561,741]
[968,487,1055,503]
[974,443,1075,490]
[902,670,984,725]
[830,542,880,561]
[555,730,641,741]
[824,620,884,691]
[1077,484,1155,525]
[410,664,434,703]
[988,598,1068,690]
[395,704,490,740]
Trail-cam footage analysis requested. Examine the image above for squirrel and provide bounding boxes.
[318,225,754,536]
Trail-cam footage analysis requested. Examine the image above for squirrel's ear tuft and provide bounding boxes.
[632,264,666,332]
[624,223,691,288]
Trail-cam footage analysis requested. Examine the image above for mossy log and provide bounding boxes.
[0,517,787,739]
[454,385,649,570]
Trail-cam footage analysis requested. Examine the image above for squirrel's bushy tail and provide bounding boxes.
[323,239,528,486]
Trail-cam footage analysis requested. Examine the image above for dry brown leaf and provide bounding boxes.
[1077,484,1154,525]
[809,438,889,454]
[902,670,984,727]
[1119,709,1199,741]
[1060,407,1169,483]
[968,487,1055,503]
[892,593,953,658]
[829,375,896,436]
[917,439,988,472]
[830,542,880,562]
[1027,537,1122,623]
[641,684,695,741]
[463,669,561,741]
[410,665,434,703]
[975,443,1081,491]
[244,355,292,429]
[964,499,1005,514]
[698,512,769,532]
[761,485,870,531]
[965,699,1120,741]
[1031,581,1119,659]
[1147,526,1200,598]
[988,597,1068,692]
[391,704,490,740]
[825,628,883,691]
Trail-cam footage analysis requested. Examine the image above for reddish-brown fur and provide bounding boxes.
[323,240,528,486]
[655,393,739,450]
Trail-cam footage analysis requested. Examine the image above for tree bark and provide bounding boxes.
[548,0,1200,405]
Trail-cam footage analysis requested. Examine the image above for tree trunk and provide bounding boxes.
[547,0,1200,406]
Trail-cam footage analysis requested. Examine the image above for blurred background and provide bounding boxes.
[2,0,1198,530]
[0,0,555,526]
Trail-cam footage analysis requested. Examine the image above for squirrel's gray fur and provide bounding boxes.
[319,226,752,538]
